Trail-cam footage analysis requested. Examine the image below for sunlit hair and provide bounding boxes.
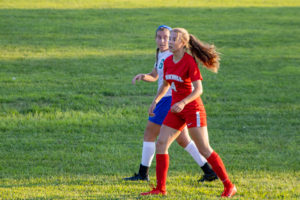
[155,26,171,67]
[171,28,220,73]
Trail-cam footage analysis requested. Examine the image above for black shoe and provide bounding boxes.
[123,173,149,181]
[198,172,218,182]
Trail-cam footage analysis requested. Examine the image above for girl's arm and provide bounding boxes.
[149,80,170,116]
[170,80,203,113]
[132,68,158,84]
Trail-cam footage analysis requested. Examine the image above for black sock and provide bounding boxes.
[138,164,149,177]
[201,163,215,175]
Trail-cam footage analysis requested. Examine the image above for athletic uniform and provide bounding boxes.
[148,50,172,125]
[141,52,236,197]
[163,52,207,131]
[125,39,217,185]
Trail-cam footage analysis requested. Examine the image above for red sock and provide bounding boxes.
[156,154,169,192]
[207,151,232,188]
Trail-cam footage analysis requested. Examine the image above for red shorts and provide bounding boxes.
[162,106,207,131]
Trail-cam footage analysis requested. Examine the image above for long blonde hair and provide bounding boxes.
[172,28,220,73]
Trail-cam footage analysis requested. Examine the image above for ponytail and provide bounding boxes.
[155,48,159,68]
[188,34,220,73]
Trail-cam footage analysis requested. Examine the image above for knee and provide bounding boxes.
[143,127,158,142]
[176,140,185,147]
[176,138,189,148]
[175,132,190,148]
[144,133,155,142]
[156,138,168,153]
[200,147,213,159]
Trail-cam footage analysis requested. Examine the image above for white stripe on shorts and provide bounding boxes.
[196,111,200,127]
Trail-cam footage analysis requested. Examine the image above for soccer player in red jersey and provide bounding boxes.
[124,25,217,182]
[140,28,237,198]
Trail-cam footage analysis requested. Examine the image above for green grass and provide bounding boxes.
[0,0,299,199]
[1,0,300,9]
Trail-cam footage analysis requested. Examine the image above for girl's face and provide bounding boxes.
[156,29,170,52]
[168,32,185,52]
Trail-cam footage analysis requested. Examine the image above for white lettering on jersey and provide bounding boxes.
[170,82,177,92]
[165,74,183,82]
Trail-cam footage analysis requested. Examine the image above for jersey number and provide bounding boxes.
[170,82,177,92]
[158,59,165,69]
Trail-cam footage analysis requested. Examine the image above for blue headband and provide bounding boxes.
[156,25,172,32]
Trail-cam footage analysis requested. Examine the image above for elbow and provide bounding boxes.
[199,88,203,96]
[151,74,158,82]
[195,88,203,96]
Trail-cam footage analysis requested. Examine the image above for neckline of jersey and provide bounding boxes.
[172,52,186,64]
[159,50,171,56]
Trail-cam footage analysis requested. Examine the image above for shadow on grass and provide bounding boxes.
[1,7,300,49]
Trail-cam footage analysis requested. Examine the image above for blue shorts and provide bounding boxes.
[148,96,172,125]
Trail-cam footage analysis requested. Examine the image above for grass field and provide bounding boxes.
[0,0,300,199]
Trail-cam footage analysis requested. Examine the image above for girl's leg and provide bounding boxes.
[176,127,208,166]
[126,96,172,181]
[124,121,160,181]
[175,126,191,147]
[175,127,217,181]
[187,126,213,158]
[176,128,206,166]
[142,121,161,167]
[141,125,181,195]
[156,125,181,154]
[188,127,236,197]
[156,125,181,191]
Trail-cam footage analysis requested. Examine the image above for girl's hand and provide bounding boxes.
[148,101,157,116]
[132,74,145,84]
[171,101,186,113]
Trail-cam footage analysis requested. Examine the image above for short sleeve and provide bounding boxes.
[189,58,203,81]
[163,59,168,81]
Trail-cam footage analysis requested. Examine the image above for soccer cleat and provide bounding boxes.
[221,185,237,198]
[198,172,218,182]
[140,187,167,196]
[123,173,149,181]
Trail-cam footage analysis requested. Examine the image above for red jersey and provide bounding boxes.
[163,53,204,111]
